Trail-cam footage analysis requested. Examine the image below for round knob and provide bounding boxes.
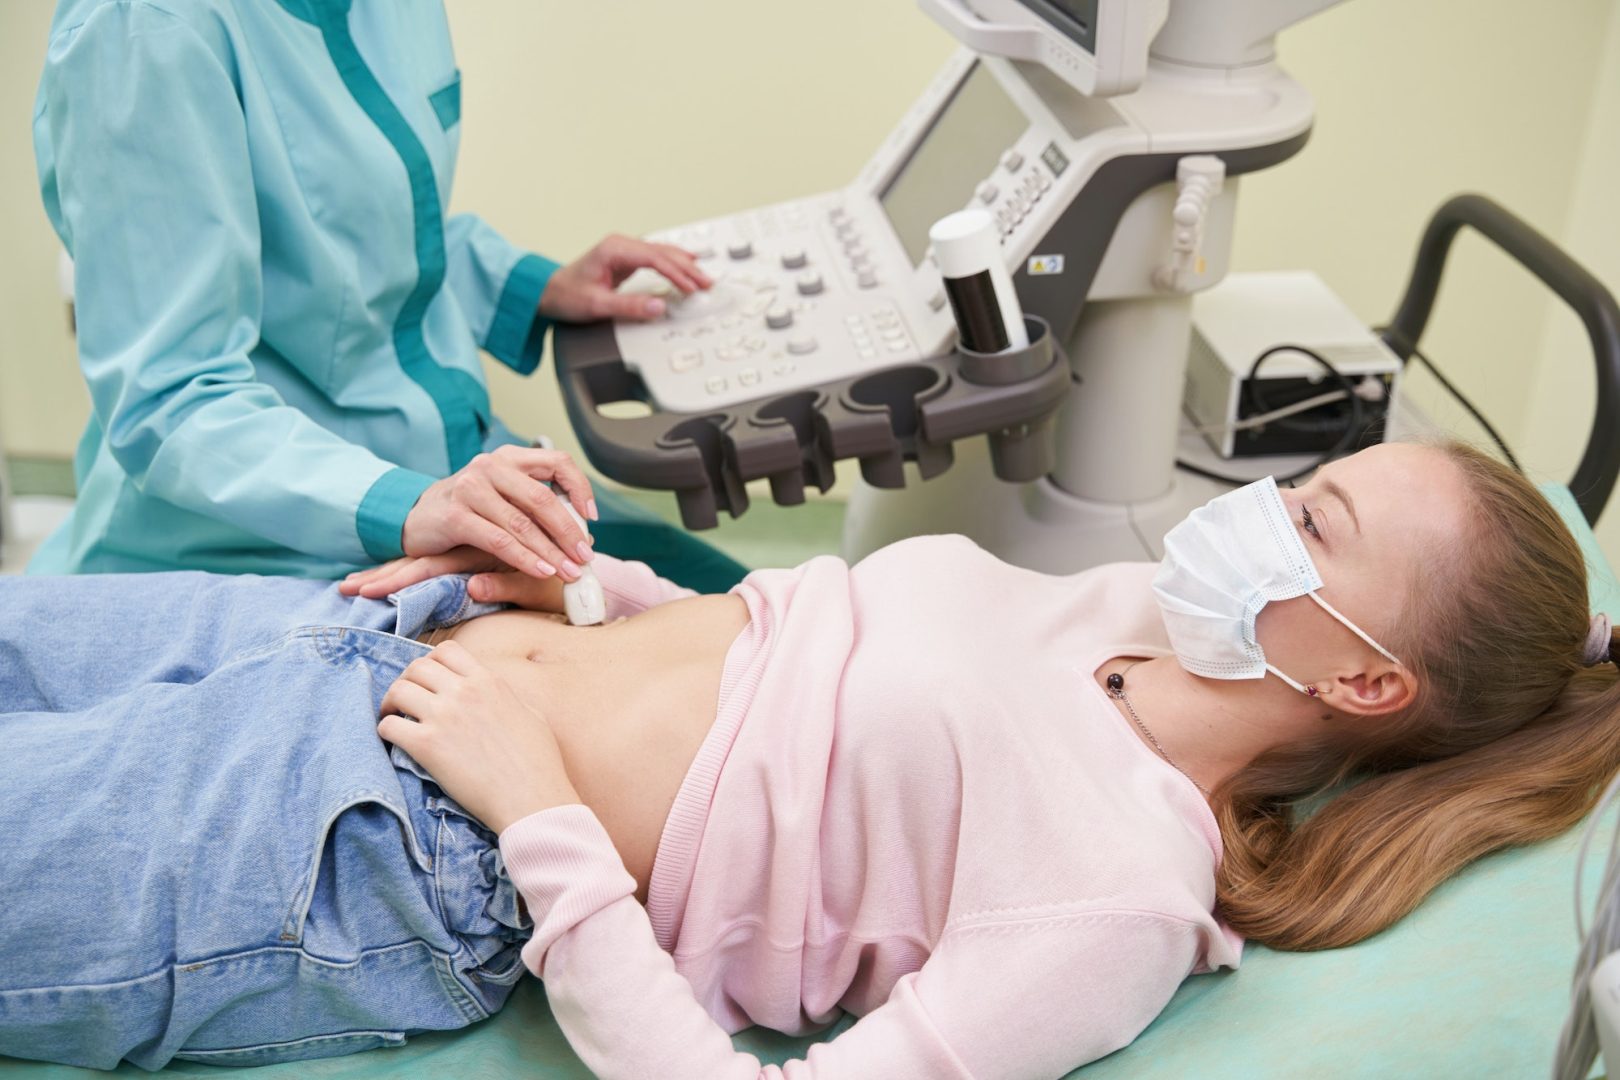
[780,248,808,270]
[765,304,793,330]
[727,241,754,260]
[796,271,824,296]
[787,336,818,355]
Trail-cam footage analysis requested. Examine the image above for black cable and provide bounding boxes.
[1176,343,1367,487]
[1400,340,1522,472]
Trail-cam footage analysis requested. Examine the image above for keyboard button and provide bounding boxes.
[738,368,760,387]
[765,305,793,330]
[727,241,753,260]
[780,248,808,269]
[787,336,818,355]
[706,375,728,394]
[669,348,703,373]
[796,272,824,296]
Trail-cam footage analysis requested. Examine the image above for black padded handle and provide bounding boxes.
[1379,193,1620,523]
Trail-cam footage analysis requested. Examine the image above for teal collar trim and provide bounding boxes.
[268,0,351,27]
[272,0,489,473]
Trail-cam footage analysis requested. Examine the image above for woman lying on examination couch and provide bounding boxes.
[2,440,1617,1077]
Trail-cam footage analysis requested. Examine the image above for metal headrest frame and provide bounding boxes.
[1378,193,1620,525]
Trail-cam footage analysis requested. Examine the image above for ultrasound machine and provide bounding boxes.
[551,0,1353,570]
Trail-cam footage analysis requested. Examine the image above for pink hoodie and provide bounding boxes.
[499,535,1241,1079]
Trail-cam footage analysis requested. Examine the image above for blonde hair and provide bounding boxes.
[1214,441,1620,951]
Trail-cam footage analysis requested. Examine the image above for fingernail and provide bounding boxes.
[587,499,599,522]
[536,559,556,576]
[561,558,581,579]
[576,541,594,564]
[646,298,666,317]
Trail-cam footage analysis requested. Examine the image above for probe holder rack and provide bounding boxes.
[553,315,1070,529]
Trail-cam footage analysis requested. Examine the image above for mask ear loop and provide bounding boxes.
[1265,594,1404,699]
[1306,592,1403,666]
[1263,663,1315,696]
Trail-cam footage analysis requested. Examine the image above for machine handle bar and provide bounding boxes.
[1380,192,1620,524]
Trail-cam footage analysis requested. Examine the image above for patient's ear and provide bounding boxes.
[1333,665,1416,718]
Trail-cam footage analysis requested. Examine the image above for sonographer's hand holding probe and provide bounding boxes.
[541,233,714,322]
[394,445,598,585]
[343,482,604,625]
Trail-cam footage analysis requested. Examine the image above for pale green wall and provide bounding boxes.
[1523,5,1620,559]
[0,1,84,460]
[2,0,1617,548]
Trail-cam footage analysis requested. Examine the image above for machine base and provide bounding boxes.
[841,424,1366,570]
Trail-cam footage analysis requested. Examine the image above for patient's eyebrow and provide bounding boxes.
[1323,478,1360,535]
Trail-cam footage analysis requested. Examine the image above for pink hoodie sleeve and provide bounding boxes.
[499,806,1200,1079]
[587,553,701,620]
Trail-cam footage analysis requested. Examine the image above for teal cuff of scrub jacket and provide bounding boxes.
[357,467,436,562]
[486,252,561,376]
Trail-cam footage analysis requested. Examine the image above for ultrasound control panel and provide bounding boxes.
[616,197,937,414]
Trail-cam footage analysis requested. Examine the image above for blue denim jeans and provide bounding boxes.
[0,572,532,1069]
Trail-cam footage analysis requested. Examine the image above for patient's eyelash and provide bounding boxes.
[1301,505,1321,539]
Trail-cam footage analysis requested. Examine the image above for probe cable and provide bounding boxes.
[1388,335,1522,471]
[1554,770,1620,1080]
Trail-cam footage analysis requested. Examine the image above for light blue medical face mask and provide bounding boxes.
[1152,476,1402,696]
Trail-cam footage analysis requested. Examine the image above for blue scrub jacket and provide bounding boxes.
[30,0,563,577]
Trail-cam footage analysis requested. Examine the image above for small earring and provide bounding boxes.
[1306,685,1325,697]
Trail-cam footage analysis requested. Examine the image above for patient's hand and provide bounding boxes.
[378,641,580,834]
[341,546,572,610]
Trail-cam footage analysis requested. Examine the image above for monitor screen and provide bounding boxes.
[1015,0,1099,53]
[878,62,1030,267]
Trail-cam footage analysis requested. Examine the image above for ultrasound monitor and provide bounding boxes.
[878,62,1030,267]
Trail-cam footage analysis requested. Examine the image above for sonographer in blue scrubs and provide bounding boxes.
[30,0,724,586]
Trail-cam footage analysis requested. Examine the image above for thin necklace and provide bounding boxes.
[1105,660,1211,797]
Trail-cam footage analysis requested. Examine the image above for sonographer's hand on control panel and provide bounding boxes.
[539,233,712,322]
